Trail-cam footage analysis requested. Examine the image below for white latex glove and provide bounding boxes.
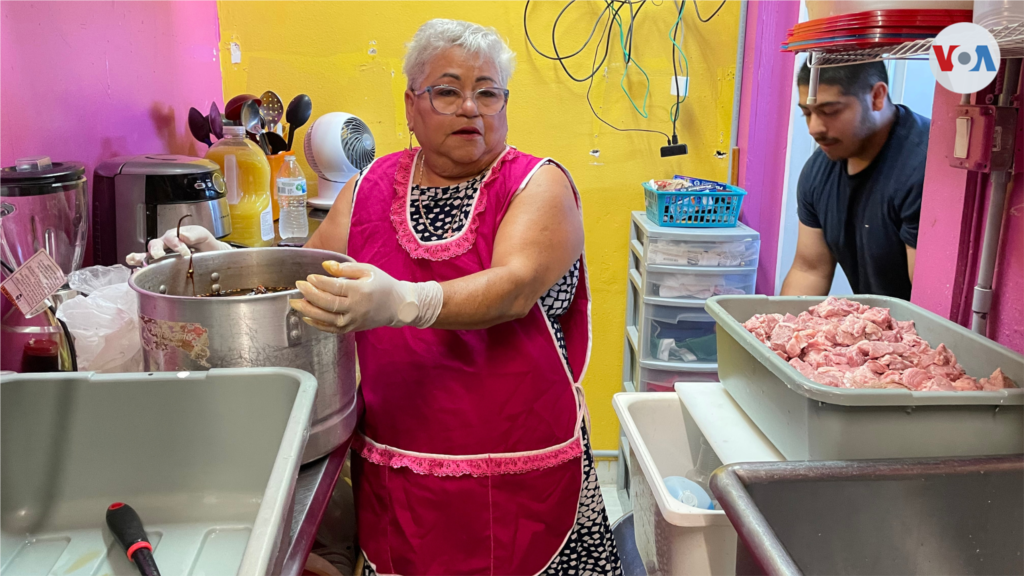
[290,260,443,334]
[125,225,232,266]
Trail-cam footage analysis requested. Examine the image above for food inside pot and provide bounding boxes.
[200,285,292,297]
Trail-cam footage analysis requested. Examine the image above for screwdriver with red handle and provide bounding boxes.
[105,502,161,576]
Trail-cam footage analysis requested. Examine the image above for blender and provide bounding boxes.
[1,156,88,372]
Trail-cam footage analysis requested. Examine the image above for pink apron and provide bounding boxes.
[347,146,592,575]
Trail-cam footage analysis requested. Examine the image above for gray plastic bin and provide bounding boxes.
[1,368,317,576]
[705,295,1024,460]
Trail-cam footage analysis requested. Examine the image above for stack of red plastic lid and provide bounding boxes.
[782,9,973,52]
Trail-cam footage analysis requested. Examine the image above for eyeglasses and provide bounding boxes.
[414,85,510,116]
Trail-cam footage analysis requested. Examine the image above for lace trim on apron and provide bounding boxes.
[353,431,584,478]
[389,146,519,261]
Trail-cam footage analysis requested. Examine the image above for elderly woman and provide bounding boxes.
[134,19,621,576]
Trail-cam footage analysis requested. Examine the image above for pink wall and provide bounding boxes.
[1,1,223,263]
[736,0,800,296]
[910,87,971,318]
[912,81,1024,354]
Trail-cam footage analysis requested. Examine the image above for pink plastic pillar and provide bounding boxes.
[910,88,971,318]
[736,0,801,296]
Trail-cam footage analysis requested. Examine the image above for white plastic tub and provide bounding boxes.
[1,369,317,576]
[975,0,1024,29]
[612,393,736,575]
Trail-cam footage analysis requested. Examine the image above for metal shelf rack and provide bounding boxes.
[798,22,1024,102]
[806,22,1024,67]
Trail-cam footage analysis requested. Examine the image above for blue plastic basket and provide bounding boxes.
[643,179,747,228]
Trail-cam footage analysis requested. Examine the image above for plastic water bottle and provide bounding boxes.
[276,153,309,239]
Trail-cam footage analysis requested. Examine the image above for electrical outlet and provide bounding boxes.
[670,76,688,96]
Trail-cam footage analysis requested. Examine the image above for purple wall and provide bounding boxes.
[736,0,800,296]
[1,1,224,263]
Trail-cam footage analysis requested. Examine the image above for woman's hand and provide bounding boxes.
[291,260,443,334]
[125,225,232,266]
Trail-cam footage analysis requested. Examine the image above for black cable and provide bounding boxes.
[55,314,78,372]
[693,0,727,23]
[525,0,671,142]
[624,0,648,66]
[0,259,76,372]
[670,0,684,141]
[525,0,612,62]
[551,0,630,82]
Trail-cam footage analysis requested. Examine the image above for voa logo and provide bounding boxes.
[929,22,1001,95]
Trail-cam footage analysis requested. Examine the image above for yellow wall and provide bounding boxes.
[218,0,740,450]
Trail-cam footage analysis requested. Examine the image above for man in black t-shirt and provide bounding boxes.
[780,60,930,300]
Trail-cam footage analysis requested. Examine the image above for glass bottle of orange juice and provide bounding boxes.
[205,126,274,247]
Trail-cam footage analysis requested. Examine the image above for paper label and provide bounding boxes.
[260,203,274,241]
[140,315,212,368]
[0,250,66,317]
[698,252,720,266]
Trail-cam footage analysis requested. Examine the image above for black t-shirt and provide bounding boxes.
[797,104,930,300]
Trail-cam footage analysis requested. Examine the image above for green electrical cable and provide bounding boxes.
[602,0,651,117]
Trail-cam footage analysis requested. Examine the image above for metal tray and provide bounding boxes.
[1,368,317,576]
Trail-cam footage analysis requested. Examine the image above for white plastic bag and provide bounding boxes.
[57,267,142,373]
[67,264,131,296]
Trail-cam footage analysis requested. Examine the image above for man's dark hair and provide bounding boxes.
[796,59,889,98]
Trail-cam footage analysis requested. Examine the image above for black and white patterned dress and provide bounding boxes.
[362,172,622,576]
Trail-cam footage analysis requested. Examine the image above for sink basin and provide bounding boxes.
[710,456,1024,575]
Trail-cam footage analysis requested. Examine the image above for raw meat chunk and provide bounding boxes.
[953,377,980,392]
[769,323,796,353]
[902,368,932,391]
[980,368,1017,391]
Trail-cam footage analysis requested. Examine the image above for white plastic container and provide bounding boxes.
[1,369,317,576]
[613,391,782,575]
[806,1,974,21]
[974,0,1023,29]
[614,393,734,575]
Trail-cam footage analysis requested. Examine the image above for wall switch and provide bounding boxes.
[670,76,688,96]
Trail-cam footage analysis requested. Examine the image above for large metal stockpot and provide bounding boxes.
[129,248,356,463]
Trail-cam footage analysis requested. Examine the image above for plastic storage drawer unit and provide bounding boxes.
[626,321,717,392]
[631,211,760,268]
[644,267,757,301]
[643,303,718,363]
[706,295,1024,460]
[647,238,759,268]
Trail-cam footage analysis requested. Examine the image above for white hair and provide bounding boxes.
[403,19,516,90]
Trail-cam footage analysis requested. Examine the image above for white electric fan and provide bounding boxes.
[304,112,376,209]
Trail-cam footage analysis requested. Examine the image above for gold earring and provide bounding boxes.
[408,129,414,152]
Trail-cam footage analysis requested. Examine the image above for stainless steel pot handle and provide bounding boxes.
[137,250,186,268]
[285,303,305,347]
